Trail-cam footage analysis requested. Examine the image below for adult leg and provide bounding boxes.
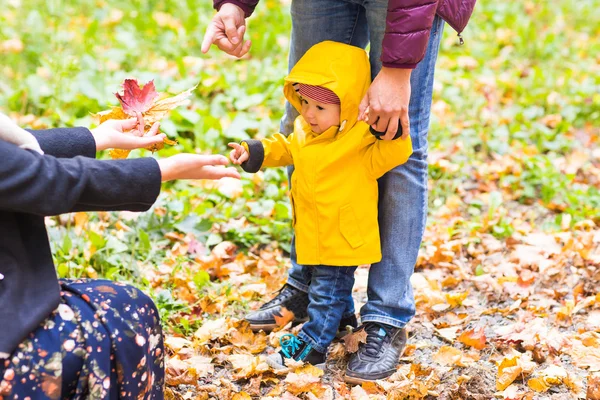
[346,3,446,382]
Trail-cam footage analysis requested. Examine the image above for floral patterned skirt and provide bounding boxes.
[0,279,164,399]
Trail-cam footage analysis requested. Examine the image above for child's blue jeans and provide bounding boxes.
[282,0,445,330]
[296,264,358,353]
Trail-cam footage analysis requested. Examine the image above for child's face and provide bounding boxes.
[299,96,341,134]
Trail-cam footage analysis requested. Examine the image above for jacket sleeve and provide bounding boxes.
[382,0,439,69]
[28,127,97,159]
[214,0,260,18]
[240,133,294,173]
[360,135,413,179]
[0,139,161,216]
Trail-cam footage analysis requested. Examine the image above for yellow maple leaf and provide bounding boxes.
[496,353,536,391]
[445,290,469,307]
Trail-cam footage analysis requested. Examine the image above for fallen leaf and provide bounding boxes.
[295,364,324,378]
[445,290,469,307]
[164,336,193,353]
[342,328,368,353]
[194,318,228,343]
[274,307,295,328]
[228,327,267,354]
[231,392,252,400]
[587,374,600,400]
[228,354,269,380]
[458,327,487,350]
[432,346,474,367]
[496,353,536,391]
[284,372,323,396]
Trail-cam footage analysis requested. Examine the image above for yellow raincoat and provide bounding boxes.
[241,41,412,266]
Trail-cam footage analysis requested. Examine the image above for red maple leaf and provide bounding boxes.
[115,79,159,117]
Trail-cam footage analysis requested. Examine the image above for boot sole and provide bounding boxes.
[266,356,326,371]
[248,318,309,332]
[344,370,396,384]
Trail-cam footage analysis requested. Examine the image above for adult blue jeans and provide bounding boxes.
[297,265,357,353]
[282,0,445,328]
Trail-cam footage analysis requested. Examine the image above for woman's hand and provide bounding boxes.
[158,154,241,182]
[228,142,249,164]
[91,118,165,151]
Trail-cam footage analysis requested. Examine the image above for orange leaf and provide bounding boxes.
[458,327,487,350]
[587,374,600,400]
[342,329,368,353]
[273,307,295,328]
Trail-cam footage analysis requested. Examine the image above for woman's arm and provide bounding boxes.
[29,119,165,158]
[0,139,162,215]
[29,127,97,158]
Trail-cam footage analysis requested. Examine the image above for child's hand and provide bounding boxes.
[228,142,249,165]
[91,118,165,152]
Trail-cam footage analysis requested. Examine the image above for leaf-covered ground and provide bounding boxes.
[1,0,599,398]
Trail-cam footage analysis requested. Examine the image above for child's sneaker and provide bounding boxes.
[267,334,326,370]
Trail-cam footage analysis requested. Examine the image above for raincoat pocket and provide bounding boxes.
[339,205,364,249]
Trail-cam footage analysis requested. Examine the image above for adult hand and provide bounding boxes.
[158,154,241,182]
[91,118,165,151]
[201,3,251,57]
[228,142,249,165]
[358,67,412,141]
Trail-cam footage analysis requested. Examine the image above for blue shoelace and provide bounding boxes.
[280,334,303,358]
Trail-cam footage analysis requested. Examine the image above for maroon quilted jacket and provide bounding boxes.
[213,0,476,69]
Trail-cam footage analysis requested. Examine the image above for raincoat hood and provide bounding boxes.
[283,41,370,135]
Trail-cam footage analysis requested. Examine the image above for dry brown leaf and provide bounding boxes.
[228,354,269,380]
[587,374,600,400]
[228,327,268,354]
[231,392,252,400]
[274,307,296,328]
[432,346,472,367]
[194,318,228,343]
[435,326,460,342]
[295,364,324,378]
[342,328,368,353]
[164,336,193,353]
[165,357,196,386]
[186,355,214,378]
[496,353,536,391]
[458,327,487,350]
[284,372,324,397]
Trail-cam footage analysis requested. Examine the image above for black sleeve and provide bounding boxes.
[28,127,97,159]
[0,139,162,215]
[240,139,264,173]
